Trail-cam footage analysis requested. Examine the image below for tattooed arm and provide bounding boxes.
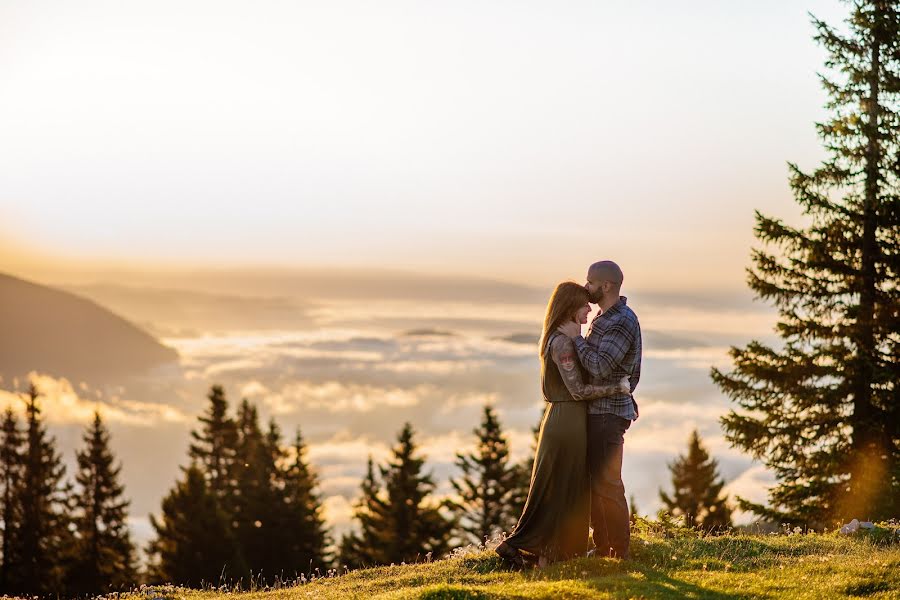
[549,335,630,402]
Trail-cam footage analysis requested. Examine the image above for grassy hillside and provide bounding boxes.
[133,528,899,600]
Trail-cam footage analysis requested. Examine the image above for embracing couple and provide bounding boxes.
[496,260,642,568]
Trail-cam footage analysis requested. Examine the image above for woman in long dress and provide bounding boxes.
[496,281,629,566]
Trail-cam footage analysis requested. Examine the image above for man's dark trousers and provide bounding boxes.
[588,413,631,558]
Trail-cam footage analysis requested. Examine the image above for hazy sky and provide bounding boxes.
[1,0,845,289]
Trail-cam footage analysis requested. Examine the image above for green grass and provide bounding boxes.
[132,531,900,599]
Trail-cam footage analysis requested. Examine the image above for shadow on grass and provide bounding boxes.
[509,555,758,600]
[417,585,490,599]
[844,581,892,597]
[584,564,760,600]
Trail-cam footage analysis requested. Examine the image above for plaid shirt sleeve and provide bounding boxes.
[573,312,640,381]
[630,325,642,392]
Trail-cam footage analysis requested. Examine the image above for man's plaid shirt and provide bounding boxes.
[573,296,642,420]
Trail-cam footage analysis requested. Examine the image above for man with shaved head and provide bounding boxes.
[558,260,641,559]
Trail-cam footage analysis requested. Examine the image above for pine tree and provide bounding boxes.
[231,400,284,579]
[8,384,74,596]
[340,424,454,567]
[148,465,245,587]
[659,430,732,532]
[338,457,382,568]
[68,411,138,595]
[711,1,900,526]
[0,408,23,592]
[450,406,520,546]
[189,385,238,500]
[278,428,329,574]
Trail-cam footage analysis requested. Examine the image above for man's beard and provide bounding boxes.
[588,288,604,304]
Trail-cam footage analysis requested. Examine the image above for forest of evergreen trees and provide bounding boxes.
[0,384,552,596]
[147,385,329,586]
[0,385,137,597]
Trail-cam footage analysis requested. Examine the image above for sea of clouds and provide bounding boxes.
[0,273,781,558]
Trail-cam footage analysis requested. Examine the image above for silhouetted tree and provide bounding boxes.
[340,424,454,567]
[148,465,245,587]
[0,408,23,592]
[7,385,74,596]
[189,385,238,500]
[149,385,249,586]
[230,400,286,579]
[659,430,732,531]
[153,389,332,585]
[450,406,520,546]
[338,457,380,568]
[277,427,329,574]
[712,1,900,526]
[68,412,137,595]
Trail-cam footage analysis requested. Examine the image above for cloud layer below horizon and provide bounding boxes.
[0,274,779,557]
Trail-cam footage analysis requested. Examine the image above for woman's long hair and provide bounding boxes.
[538,281,590,361]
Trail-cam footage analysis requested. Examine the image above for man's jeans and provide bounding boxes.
[587,413,631,558]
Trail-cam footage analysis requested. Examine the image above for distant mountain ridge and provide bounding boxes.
[0,273,178,384]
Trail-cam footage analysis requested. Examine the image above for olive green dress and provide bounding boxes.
[503,332,590,561]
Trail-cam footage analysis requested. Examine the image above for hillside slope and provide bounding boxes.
[0,273,177,383]
[133,531,899,599]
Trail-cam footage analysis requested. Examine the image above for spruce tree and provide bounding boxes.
[9,384,74,596]
[711,1,900,526]
[148,465,245,587]
[231,400,283,579]
[340,424,454,567]
[0,408,23,592]
[68,411,138,594]
[450,406,520,546]
[659,430,732,532]
[278,428,329,574]
[189,385,238,500]
[338,457,383,568]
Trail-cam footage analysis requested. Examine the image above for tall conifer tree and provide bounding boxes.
[278,428,329,574]
[231,400,283,578]
[659,430,733,531]
[9,384,74,596]
[450,406,520,546]
[711,1,899,526]
[189,385,238,500]
[338,457,382,568]
[0,408,23,592]
[68,412,138,594]
[148,465,245,587]
[340,424,453,567]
